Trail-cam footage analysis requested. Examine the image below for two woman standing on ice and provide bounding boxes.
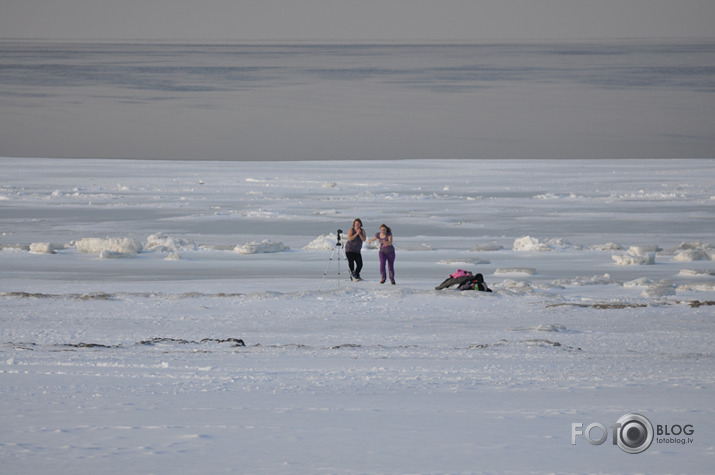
[346,220,397,285]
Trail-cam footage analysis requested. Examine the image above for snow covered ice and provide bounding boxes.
[1,157,714,474]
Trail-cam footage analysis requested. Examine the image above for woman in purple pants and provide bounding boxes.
[368,224,396,284]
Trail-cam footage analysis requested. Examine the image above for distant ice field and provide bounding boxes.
[1,158,713,289]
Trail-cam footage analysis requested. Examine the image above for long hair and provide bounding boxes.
[353,218,363,228]
[380,224,392,235]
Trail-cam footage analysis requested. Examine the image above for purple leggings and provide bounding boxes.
[379,251,395,281]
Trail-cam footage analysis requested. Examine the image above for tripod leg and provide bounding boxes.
[337,245,341,288]
[319,245,338,291]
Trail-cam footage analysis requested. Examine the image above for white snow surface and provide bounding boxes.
[1,158,714,474]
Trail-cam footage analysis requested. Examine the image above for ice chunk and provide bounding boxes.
[304,234,340,251]
[513,236,550,251]
[612,251,655,265]
[145,233,197,252]
[75,237,143,257]
[29,242,56,254]
[671,241,713,261]
[641,280,675,297]
[234,240,289,254]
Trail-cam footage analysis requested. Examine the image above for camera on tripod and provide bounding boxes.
[320,229,345,290]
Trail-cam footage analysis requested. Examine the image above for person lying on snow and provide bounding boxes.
[435,269,492,292]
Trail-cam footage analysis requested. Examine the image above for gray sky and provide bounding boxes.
[2,0,714,42]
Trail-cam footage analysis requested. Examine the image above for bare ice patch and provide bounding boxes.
[494,268,536,276]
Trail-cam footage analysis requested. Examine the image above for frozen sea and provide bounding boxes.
[1,157,714,474]
[1,39,714,161]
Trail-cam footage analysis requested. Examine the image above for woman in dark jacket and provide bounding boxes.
[345,218,366,281]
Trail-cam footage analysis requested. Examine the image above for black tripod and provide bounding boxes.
[319,229,345,290]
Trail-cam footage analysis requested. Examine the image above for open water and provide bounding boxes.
[1,39,714,160]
